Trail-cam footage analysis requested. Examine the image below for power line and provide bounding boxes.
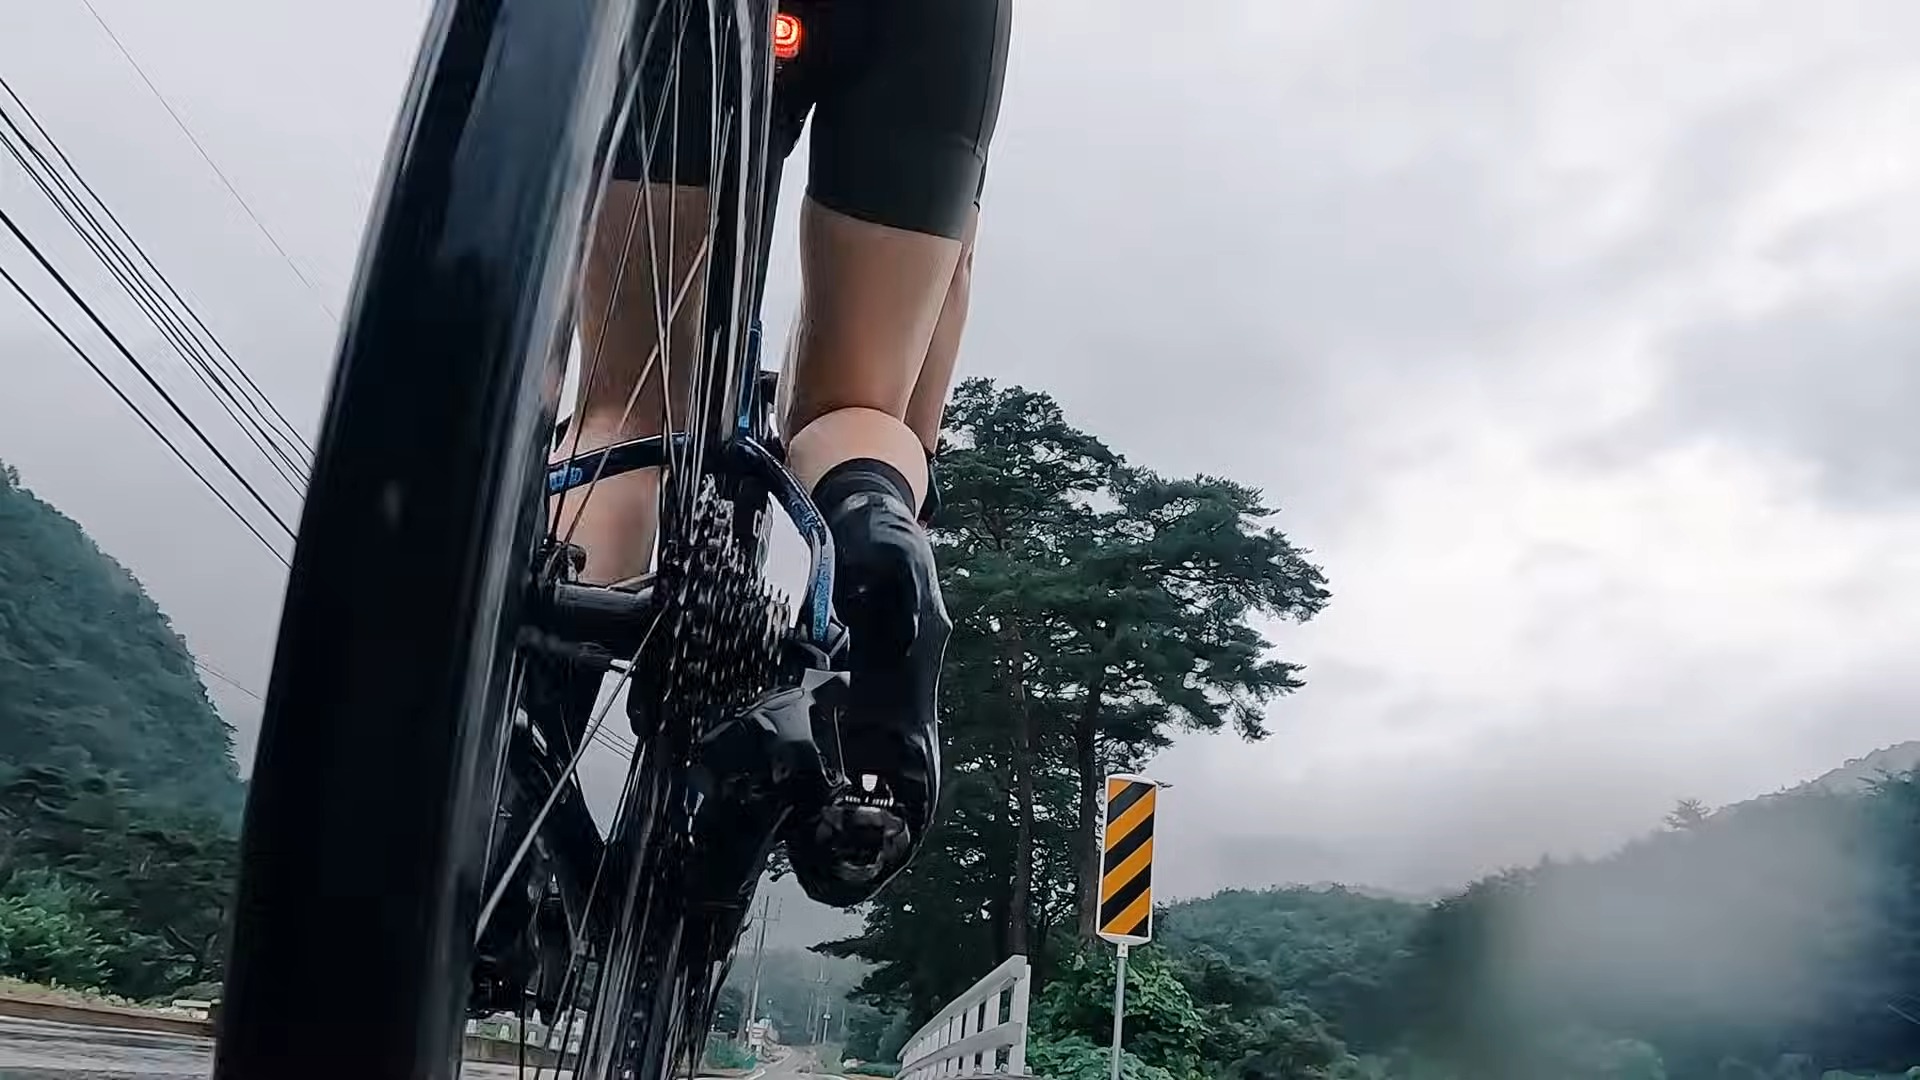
[0,205,296,543]
[75,0,338,324]
[0,135,313,495]
[0,71,313,462]
[0,258,289,565]
[0,97,312,495]
[738,894,780,1042]
[194,656,265,704]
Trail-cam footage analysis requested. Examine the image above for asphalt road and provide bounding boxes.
[755,1046,809,1080]
[0,1015,810,1080]
[0,1015,210,1078]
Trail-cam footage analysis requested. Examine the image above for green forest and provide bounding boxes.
[837,773,1920,1080]
[0,461,243,999]
[920,774,1920,1080]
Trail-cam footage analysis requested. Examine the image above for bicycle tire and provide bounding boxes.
[213,0,645,1076]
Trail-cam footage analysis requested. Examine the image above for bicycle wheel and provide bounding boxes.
[212,0,782,1075]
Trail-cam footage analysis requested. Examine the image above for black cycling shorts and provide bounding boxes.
[613,0,1011,241]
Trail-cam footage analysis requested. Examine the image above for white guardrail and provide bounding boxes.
[898,954,1032,1080]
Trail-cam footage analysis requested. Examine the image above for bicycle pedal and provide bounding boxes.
[838,773,900,811]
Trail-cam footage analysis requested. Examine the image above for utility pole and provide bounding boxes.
[805,960,828,1044]
[736,895,779,1043]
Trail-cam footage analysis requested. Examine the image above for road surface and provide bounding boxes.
[0,1014,811,1079]
[0,1014,211,1078]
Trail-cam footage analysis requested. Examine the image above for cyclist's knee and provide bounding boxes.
[786,388,912,440]
[786,408,929,507]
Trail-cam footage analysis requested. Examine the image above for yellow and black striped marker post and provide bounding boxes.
[1097,773,1157,945]
[1097,773,1159,1080]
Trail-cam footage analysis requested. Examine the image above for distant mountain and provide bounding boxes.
[1292,879,1448,905]
[1384,749,1920,1079]
[1179,832,1367,897]
[0,462,241,815]
[1795,741,1920,795]
[0,462,246,997]
[1158,883,1426,1053]
[1152,741,1920,1078]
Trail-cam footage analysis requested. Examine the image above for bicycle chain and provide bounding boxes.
[654,478,791,726]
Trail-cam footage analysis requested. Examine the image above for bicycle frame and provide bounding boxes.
[541,365,839,646]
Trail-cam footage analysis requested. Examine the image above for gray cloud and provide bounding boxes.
[5,0,1920,933]
[1650,276,1920,505]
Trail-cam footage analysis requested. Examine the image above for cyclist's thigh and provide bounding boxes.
[804,0,1011,241]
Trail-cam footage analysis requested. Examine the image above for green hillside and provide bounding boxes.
[0,461,243,998]
[0,463,241,814]
[1388,776,1920,1080]
[1158,885,1423,1053]
[1136,770,1920,1080]
[834,758,1920,1080]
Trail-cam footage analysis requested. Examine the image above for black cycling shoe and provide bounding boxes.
[782,463,950,907]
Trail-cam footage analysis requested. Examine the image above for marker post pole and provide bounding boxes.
[1109,942,1129,1080]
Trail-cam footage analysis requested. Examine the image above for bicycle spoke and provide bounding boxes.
[476,599,668,937]
[521,711,665,1080]
[550,0,698,562]
[551,240,710,559]
[530,738,652,1080]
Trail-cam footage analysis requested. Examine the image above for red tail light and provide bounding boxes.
[773,12,803,60]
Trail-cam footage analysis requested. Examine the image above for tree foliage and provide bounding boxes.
[0,764,239,997]
[1034,947,1209,1079]
[0,869,113,990]
[1029,1036,1181,1080]
[1157,886,1424,1054]
[823,379,1329,1029]
[933,381,1331,939]
[1392,778,1920,1080]
[0,464,242,818]
[0,463,244,998]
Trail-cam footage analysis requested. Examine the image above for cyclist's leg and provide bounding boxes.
[550,0,723,586]
[903,210,980,456]
[552,181,708,586]
[779,0,1009,495]
[776,0,1009,907]
[555,7,820,983]
[779,205,958,502]
[780,207,977,507]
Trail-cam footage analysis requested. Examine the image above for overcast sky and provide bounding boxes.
[4,0,1919,919]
